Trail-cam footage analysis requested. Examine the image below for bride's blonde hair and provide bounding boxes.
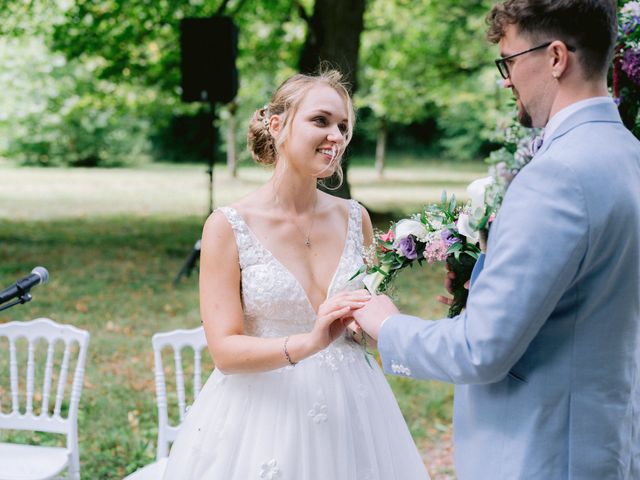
[247,69,355,185]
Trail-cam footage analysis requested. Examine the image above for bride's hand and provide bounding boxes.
[309,290,371,351]
[346,321,378,350]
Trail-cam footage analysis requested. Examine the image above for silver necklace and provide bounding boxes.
[290,198,318,248]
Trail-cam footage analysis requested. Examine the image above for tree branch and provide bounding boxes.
[216,0,232,16]
[230,0,250,16]
[294,0,311,25]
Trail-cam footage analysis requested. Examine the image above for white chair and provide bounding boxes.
[124,326,208,480]
[0,318,90,480]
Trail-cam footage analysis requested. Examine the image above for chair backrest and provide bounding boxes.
[152,326,208,460]
[0,317,90,477]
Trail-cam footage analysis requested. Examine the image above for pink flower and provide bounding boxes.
[380,229,395,243]
[379,229,395,253]
[423,239,449,264]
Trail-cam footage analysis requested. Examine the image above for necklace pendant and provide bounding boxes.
[305,238,311,248]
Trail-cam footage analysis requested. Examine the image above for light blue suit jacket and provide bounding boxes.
[379,102,640,479]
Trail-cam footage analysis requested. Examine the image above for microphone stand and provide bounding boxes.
[0,291,33,312]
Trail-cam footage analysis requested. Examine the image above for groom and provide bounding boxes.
[355,1,639,479]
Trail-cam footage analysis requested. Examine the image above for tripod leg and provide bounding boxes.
[174,239,202,285]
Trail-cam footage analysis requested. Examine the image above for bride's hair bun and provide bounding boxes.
[247,106,276,166]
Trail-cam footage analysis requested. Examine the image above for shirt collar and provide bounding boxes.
[543,96,614,141]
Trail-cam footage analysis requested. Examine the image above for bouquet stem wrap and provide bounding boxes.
[446,254,476,317]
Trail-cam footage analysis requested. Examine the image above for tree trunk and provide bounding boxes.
[226,101,238,178]
[375,118,387,179]
[299,0,366,199]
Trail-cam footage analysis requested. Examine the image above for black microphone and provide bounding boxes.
[0,267,49,304]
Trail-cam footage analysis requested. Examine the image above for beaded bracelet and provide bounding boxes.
[283,336,297,366]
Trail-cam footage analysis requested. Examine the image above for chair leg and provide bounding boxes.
[69,451,81,480]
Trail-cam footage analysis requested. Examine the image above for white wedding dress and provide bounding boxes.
[162,200,430,479]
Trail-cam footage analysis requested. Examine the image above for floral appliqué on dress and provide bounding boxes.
[259,459,282,479]
[308,402,328,424]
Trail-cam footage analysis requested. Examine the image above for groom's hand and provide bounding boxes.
[436,265,470,306]
[353,295,399,341]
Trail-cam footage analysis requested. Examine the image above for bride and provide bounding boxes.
[162,70,430,479]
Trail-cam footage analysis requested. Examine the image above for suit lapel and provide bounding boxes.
[537,102,623,157]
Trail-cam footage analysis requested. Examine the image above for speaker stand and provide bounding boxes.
[174,102,217,284]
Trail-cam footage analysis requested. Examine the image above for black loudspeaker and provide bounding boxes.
[180,16,238,104]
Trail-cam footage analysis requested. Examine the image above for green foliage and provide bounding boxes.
[48,0,308,166]
[0,0,69,36]
[358,0,435,124]
[357,0,510,160]
[0,7,163,167]
[0,0,514,167]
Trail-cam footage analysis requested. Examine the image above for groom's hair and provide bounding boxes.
[486,0,617,79]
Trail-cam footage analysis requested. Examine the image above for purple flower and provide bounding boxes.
[441,229,460,247]
[622,19,638,35]
[398,236,418,260]
[622,47,640,86]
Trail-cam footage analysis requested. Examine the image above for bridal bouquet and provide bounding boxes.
[355,111,537,317]
[356,191,482,317]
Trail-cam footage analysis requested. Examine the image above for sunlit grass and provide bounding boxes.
[0,160,487,220]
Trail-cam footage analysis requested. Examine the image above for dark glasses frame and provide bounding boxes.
[495,41,576,80]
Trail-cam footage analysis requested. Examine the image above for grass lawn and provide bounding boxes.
[0,161,481,479]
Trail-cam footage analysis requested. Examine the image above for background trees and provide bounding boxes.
[0,0,510,189]
[358,0,501,178]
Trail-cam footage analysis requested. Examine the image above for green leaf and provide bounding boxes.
[349,264,366,280]
[447,242,463,254]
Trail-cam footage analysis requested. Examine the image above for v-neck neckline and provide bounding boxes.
[227,205,352,316]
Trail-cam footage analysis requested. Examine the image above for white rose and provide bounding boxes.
[467,176,493,219]
[363,272,384,294]
[457,212,479,243]
[362,264,392,294]
[392,219,428,246]
[622,2,640,15]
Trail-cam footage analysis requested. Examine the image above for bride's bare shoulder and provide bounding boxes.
[202,209,236,249]
[318,191,352,218]
[224,190,269,220]
[319,192,370,224]
[203,189,263,246]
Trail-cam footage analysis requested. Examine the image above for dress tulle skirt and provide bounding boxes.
[162,340,430,479]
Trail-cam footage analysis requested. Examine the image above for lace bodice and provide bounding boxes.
[217,200,365,338]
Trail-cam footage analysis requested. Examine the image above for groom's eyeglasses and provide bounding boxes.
[495,41,576,80]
